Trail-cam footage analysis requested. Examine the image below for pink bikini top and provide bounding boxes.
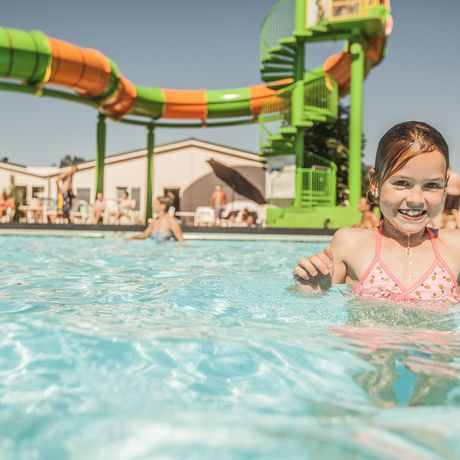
[352,224,459,303]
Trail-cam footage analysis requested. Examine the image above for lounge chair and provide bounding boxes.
[194,206,215,226]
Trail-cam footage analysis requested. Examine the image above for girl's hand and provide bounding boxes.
[293,246,334,293]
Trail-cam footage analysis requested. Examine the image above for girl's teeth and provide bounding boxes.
[399,210,424,217]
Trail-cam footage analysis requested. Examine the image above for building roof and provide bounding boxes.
[1,138,265,179]
[99,138,265,166]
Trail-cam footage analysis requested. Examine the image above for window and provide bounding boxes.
[15,186,27,206]
[163,188,180,211]
[131,188,140,211]
[116,186,128,199]
[32,186,44,198]
[76,188,91,204]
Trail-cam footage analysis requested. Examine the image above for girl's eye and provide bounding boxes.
[425,182,443,190]
[393,180,409,187]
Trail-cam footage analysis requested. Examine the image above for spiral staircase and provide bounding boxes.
[257,0,391,227]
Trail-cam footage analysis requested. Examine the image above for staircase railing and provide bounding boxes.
[259,85,292,154]
[297,153,337,207]
[260,0,295,63]
[259,72,337,154]
[303,73,338,120]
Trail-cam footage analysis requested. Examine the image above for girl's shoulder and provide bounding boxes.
[332,225,377,245]
[331,226,378,258]
[166,214,177,223]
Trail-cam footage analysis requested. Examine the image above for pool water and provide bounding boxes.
[1,236,460,459]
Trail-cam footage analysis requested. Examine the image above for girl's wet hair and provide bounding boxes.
[156,192,175,211]
[368,121,449,204]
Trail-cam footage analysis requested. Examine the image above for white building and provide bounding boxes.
[0,138,271,223]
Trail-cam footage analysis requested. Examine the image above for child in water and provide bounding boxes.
[125,193,184,243]
[294,121,460,302]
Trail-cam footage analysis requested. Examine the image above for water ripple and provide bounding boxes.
[1,236,460,459]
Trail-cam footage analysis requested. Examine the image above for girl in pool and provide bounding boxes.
[125,193,184,243]
[294,121,460,302]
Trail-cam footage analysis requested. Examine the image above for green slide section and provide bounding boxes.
[206,88,251,119]
[132,86,165,119]
[0,28,51,84]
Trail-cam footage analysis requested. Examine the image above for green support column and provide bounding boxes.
[145,125,155,221]
[294,0,306,35]
[95,113,106,195]
[348,40,365,209]
[293,0,306,208]
[294,126,304,208]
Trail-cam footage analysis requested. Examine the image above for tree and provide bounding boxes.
[59,155,86,168]
[303,103,370,204]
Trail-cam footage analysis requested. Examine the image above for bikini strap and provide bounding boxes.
[355,220,384,285]
[426,227,442,259]
[374,220,384,258]
[426,226,459,290]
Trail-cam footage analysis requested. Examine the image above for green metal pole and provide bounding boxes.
[293,0,306,208]
[95,113,106,195]
[293,50,305,208]
[145,125,155,221]
[349,40,365,209]
[294,0,306,35]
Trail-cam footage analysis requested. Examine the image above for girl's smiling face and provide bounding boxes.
[379,150,447,235]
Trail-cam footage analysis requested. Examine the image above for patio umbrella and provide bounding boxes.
[207,158,266,205]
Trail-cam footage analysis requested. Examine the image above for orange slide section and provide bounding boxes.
[48,37,111,97]
[48,37,137,116]
[249,79,292,116]
[162,89,207,119]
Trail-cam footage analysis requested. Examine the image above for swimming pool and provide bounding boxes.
[1,236,460,459]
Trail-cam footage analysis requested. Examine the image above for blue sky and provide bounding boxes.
[2,0,460,169]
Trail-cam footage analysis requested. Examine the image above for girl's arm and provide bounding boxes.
[169,216,185,243]
[293,229,349,293]
[124,221,155,241]
[294,246,335,293]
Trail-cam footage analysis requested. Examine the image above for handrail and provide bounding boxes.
[303,74,338,119]
[260,0,295,62]
[259,72,337,153]
[296,159,337,207]
[259,82,293,153]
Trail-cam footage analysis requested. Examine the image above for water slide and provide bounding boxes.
[0,27,286,121]
[0,3,391,123]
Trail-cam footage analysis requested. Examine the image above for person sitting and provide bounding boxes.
[444,211,458,230]
[125,194,184,242]
[30,195,43,223]
[103,199,120,224]
[221,209,239,226]
[433,210,458,230]
[354,196,379,229]
[91,192,106,224]
[116,191,135,223]
[241,208,257,226]
[0,191,16,222]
